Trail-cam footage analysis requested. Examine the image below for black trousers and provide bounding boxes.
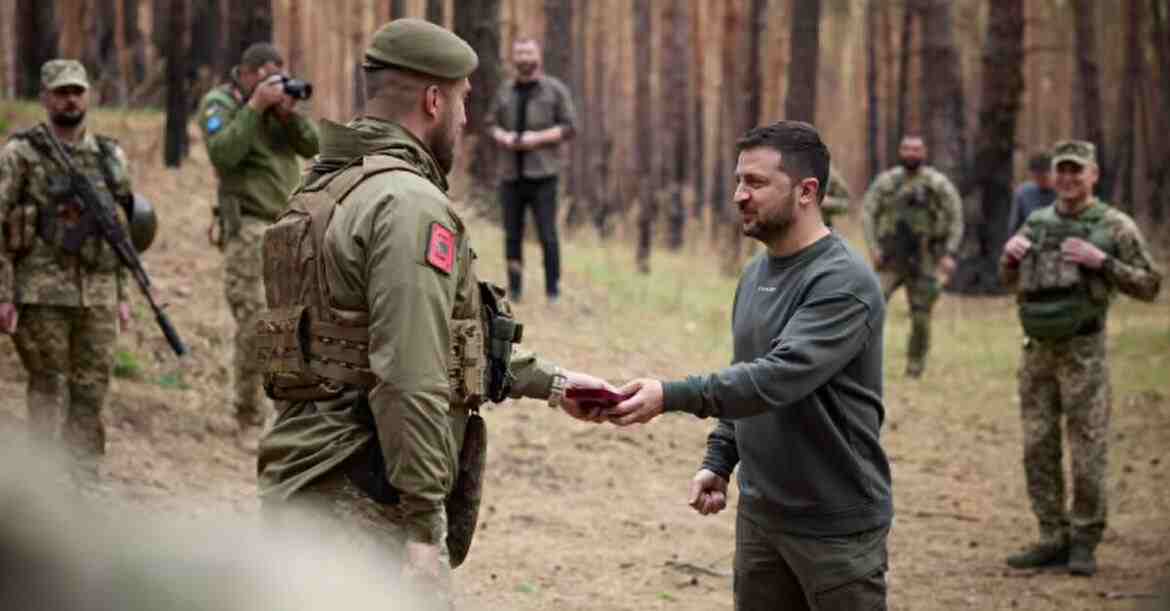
[734,511,889,611]
[501,176,560,297]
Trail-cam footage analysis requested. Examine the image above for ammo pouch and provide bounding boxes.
[254,304,375,401]
[1018,287,1106,341]
[2,204,37,259]
[480,281,523,403]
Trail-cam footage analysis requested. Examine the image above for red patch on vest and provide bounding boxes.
[426,222,456,274]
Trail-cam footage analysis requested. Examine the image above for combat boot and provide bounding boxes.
[1005,539,1070,569]
[1068,542,1097,576]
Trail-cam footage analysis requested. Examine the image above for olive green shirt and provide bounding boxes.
[487,75,577,181]
[196,84,319,222]
[258,118,559,545]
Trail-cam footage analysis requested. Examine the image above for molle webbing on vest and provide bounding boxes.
[255,156,422,401]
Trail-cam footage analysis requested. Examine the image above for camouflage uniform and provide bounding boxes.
[862,164,963,376]
[257,19,564,606]
[196,75,319,426]
[1001,145,1161,553]
[821,166,851,227]
[0,61,131,472]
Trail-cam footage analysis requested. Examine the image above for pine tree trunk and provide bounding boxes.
[390,0,407,19]
[164,0,190,167]
[589,1,613,237]
[785,0,822,123]
[691,2,707,220]
[918,0,967,185]
[543,0,574,222]
[227,0,274,67]
[949,0,1023,294]
[566,0,589,228]
[1148,0,1170,226]
[866,0,881,178]
[15,0,59,98]
[891,1,913,164]
[1072,0,1109,198]
[634,0,655,273]
[455,0,503,208]
[1114,0,1143,213]
[426,0,445,25]
[664,0,690,250]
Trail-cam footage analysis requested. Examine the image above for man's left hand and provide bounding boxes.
[514,131,542,151]
[608,378,665,426]
[1061,238,1107,269]
[559,370,618,423]
[273,92,296,121]
[937,254,957,281]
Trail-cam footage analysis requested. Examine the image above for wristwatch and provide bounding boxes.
[548,370,567,409]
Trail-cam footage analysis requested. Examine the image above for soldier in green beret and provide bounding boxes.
[1001,140,1161,576]
[254,19,610,605]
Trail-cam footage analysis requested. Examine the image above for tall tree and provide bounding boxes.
[1113,0,1143,213]
[785,0,822,123]
[866,0,881,178]
[634,0,655,273]
[164,0,190,167]
[455,0,503,209]
[566,0,589,228]
[226,0,273,66]
[663,0,691,249]
[390,0,407,18]
[1071,0,1109,198]
[589,0,615,236]
[691,2,707,220]
[950,0,1024,293]
[1148,0,1170,226]
[124,0,146,85]
[426,0,445,25]
[890,1,914,164]
[918,0,967,185]
[543,0,575,221]
[15,0,59,98]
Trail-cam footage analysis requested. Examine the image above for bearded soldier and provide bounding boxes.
[254,19,609,607]
[0,60,135,480]
[1001,140,1161,576]
[862,135,963,378]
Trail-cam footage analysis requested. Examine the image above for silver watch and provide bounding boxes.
[548,371,568,409]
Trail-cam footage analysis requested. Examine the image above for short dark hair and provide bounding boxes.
[1028,152,1051,173]
[736,121,831,203]
[240,43,284,70]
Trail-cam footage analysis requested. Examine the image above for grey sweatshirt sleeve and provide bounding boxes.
[700,419,739,479]
[662,291,874,419]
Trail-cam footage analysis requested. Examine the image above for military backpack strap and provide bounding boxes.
[94,135,134,221]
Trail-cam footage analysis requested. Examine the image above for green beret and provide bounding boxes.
[363,18,478,80]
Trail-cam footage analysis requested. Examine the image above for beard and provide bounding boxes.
[49,109,85,128]
[426,109,458,175]
[899,157,922,171]
[516,61,538,78]
[742,187,797,242]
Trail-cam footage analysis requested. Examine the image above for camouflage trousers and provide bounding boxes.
[263,468,453,610]
[223,216,268,425]
[879,269,940,374]
[1018,331,1110,546]
[12,304,116,469]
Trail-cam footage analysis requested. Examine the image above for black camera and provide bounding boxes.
[281,76,313,101]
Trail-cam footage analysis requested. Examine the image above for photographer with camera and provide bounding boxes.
[196,43,319,442]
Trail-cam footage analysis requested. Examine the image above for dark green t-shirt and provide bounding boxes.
[664,232,893,536]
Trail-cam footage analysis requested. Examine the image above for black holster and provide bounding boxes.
[479,281,523,403]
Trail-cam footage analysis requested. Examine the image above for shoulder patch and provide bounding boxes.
[425,222,456,275]
[205,114,224,135]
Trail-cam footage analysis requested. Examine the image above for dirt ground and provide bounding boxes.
[1,105,1167,610]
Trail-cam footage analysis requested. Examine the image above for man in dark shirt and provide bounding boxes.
[488,38,577,303]
[1007,152,1057,236]
[610,121,892,611]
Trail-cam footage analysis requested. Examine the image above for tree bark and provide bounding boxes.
[949,0,1023,294]
[589,0,613,237]
[1113,0,1143,213]
[891,1,914,164]
[543,0,575,222]
[15,0,59,98]
[664,0,690,249]
[226,0,274,67]
[164,0,190,167]
[1072,0,1109,198]
[634,0,655,273]
[918,0,967,186]
[785,0,821,123]
[691,2,707,220]
[390,0,407,19]
[1148,0,1170,226]
[866,0,881,178]
[455,0,504,207]
[426,0,445,25]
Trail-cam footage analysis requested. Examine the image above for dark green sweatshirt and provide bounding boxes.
[664,232,893,536]
[197,84,320,222]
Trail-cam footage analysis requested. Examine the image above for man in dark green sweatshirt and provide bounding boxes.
[196,43,319,436]
[611,121,893,611]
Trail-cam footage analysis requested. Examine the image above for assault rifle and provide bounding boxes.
[42,126,187,356]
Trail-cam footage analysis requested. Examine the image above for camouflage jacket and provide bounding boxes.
[257,118,560,545]
[822,167,851,224]
[1000,197,1162,303]
[0,125,129,306]
[861,165,964,260]
[196,84,319,224]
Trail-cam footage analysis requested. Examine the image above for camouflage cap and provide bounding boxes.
[363,18,478,79]
[41,59,89,91]
[1051,140,1096,168]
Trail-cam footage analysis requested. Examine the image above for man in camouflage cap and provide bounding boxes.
[195,43,319,440]
[861,135,963,378]
[255,19,611,606]
[0,59,136,481]
[1001,140,1161,576]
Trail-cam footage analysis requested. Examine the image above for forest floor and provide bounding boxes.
[1,103,1168,610]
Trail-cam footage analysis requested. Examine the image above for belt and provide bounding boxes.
[1074,318,1104,336]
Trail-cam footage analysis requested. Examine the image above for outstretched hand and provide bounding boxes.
[559,370,619,423]
[607,378,665,427]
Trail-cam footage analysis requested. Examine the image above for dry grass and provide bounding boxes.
[1,102,1167,610]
